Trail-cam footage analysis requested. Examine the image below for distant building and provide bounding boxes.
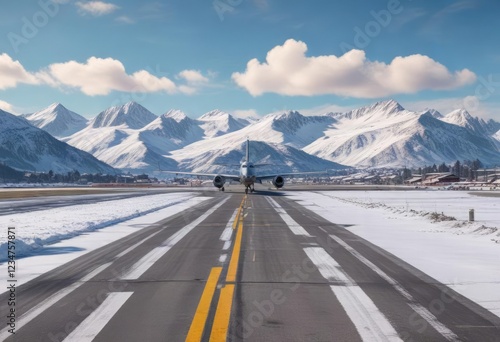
[407,173,459,186]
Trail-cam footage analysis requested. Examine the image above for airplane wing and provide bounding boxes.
[256,170,328,181]
[161,170,241,182]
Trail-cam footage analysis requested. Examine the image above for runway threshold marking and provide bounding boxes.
[330,235,461,342]
[63,292,133,342]
[121,196,230,280]
[0,262,112,340]
[304,247,403,342]
[209,195,246,342]
[186,267,223,341]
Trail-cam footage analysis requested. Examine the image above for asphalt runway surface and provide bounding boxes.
[0,187,499,341]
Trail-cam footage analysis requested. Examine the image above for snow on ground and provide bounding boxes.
[286,190,500,317]
[0,192,211,292]
[0,192,201,259]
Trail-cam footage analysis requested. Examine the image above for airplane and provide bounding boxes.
[164,139,327,194]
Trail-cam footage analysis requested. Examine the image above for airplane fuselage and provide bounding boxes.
[239,162,256,188]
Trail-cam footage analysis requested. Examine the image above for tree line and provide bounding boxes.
[0,163,119,184]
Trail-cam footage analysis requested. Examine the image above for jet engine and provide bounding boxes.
[272,175,285,188]
[213,175,226,189]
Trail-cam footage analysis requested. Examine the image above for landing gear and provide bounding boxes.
[245,186,254,194]
[245,187,248,194]
[220,186,225,192]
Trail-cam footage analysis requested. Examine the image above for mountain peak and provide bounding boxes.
[446,108,473,120]
[47,102,65,111]
[163,109,189,123]
[372,99,405,113]
[199,109,231,121]
[92,102,157,129]
[422,108,443,118]
[343,99,406,120]
[23,103,88,138]
[269,110,303,121]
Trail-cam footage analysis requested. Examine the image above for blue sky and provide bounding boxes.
[1,0,499,119]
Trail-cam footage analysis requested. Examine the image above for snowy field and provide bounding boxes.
[286,190,500,317]
[0,192,211,291]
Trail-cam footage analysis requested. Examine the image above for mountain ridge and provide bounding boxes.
[0,109,116,174]
[13,100,500,172]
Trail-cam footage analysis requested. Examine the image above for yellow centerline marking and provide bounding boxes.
[226,219,243,283]
[186,267,222,342]
[232,196,245,230]
[209,284,235,342]
[209,194,246,341]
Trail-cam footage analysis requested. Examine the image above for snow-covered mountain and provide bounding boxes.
[303,100,500,167]
[90,102,157,129]
[22,103,88,138]
[423,108,443,119]
[0,109,115,173]
[63,108,253,171]
[171,139,344,174]
[22,99,500,172]
[198,110,249,138]
[442,108,500,137]
[199,110,336,149]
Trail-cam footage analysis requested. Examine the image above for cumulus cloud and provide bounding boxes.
[76,1,119,16]
[178,70,209,84]
[0,53,208,96]
[0,53,39,90]
[45,57,179,95]
[232,39,476,98]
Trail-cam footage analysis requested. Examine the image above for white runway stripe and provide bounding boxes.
[304,247,402,342]
[121,197,230,280]
[330,235,460,342]
[220,209,238,241]
[115,230,163,259]
[63,292,133,342]
[0,263,111,340]
[266,196,311,236]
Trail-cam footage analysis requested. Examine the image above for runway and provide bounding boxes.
[1,189,499,341]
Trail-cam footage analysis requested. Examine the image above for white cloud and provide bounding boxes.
[76,1,119,16]
[0,100,15,113]
[0,53,39,90]
[115,15,134,24]
[46,57,179,95]
[232,39,476,98]
[178,70,209,84]
[0,53,208,96]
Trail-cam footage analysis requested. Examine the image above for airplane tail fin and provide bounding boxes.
[246,138,250,162]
